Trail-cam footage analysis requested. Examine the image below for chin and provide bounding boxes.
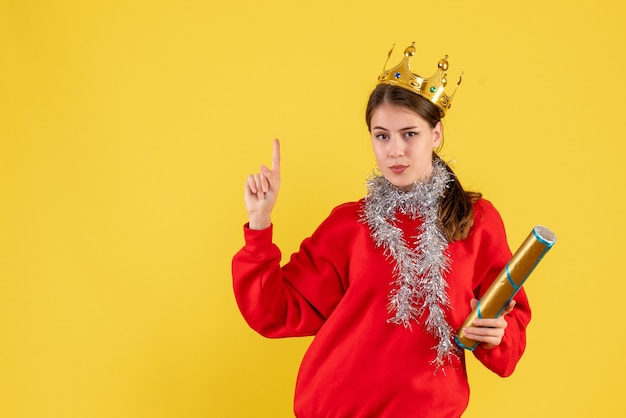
[388,179,413,191]
[382,171,418,190]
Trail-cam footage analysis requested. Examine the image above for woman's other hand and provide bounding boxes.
[462,298,516,350]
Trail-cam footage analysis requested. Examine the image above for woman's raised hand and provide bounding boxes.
[244,138,281,230]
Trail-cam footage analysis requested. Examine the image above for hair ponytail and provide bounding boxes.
[434,154,481,242]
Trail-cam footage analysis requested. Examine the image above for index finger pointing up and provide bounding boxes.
[272,138,281,172]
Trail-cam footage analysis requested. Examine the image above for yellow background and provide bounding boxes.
[1,0,625,416]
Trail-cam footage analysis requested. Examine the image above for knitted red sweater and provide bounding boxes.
[232,198,531,418]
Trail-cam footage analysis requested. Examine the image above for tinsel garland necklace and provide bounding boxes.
[361,159,459,369]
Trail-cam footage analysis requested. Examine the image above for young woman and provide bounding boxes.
[232,45,531,417]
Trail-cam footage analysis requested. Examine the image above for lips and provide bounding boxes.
[389,165,408,175]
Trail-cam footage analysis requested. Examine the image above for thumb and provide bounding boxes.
[502,299,517,316]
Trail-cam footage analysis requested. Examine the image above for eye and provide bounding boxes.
[404,131,418,138]
[374,133,389,141]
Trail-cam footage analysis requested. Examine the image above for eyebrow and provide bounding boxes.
[372,126,419,131]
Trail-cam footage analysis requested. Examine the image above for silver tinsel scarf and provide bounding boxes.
[361,160,460,369]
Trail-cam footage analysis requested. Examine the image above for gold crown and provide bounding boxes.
[377,43,462,118]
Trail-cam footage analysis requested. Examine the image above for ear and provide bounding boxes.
[432,121,443,148]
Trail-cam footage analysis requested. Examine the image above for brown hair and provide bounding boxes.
[365,84,481,242]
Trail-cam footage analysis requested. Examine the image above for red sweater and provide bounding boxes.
[232,198,531,418]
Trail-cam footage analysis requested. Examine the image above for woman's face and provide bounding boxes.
[370,102,442,190]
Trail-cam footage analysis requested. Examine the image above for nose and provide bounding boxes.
[389,136,404,158]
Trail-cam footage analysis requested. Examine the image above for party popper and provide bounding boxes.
[455,225,557,350]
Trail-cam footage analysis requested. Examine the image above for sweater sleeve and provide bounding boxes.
[470,200,532,377]
[231,205,354,338]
